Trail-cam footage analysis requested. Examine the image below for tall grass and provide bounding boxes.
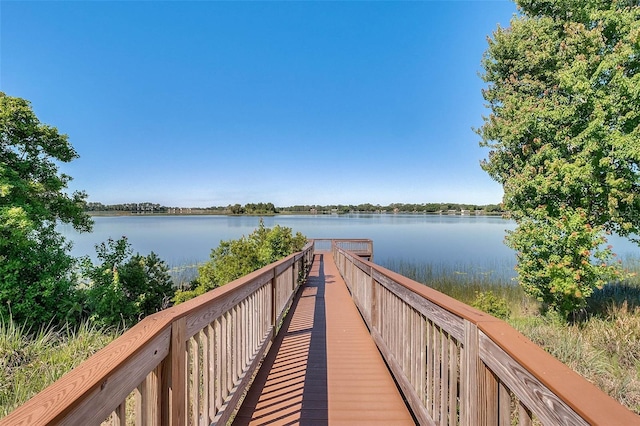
[168,260,202,289]
[0,317,119,418]
[510,301,640,413]
[380,258,538,316]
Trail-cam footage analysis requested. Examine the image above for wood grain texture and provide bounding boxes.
[448,338,459,426]
[461,321,481,426]
[498,382,511,426]
[64,327,170,425]
[373,270,465,342]
[478,331,588,426]
[214,318,223,412]
[518,402,533,426]
[112,402,126,426]
[184,271,273,340]
[170,317,187,426]
[478,322,640,425]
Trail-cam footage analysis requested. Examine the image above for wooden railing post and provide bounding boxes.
[461,321,500,426]
[170,317,187,426]
[371,270,378,331]
[483,363,499,425]
[271,270,277,331]
[462,321,481,426]
[292,258,296,292]
[159,353,171,426]
[136,364,161,426]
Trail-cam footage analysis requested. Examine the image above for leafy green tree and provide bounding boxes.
[478,1,640,317]
[257,222,307,265]
[244,202,277,215]
[0,93,92,327]
[174,220,307,303]
[229,204,245,215]
[81,237,173,328]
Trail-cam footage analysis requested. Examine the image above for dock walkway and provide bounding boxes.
[233,253,415,425]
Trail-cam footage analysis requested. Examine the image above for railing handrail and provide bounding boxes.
[0,241,315,426]
[333,244,639,425]
[313,238,373,260]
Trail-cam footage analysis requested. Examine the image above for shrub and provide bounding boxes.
[81,237,173,328]
[471,291,511,319]
[174,220,306,303]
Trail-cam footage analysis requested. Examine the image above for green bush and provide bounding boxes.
[471,291,511,320]
[81,237,173,328]
[174,220,306,304]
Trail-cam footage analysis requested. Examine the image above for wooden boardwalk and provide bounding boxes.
[4,241,638,426]
[233,253,415,425]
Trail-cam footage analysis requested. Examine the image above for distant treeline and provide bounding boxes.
[84,201,505,215]
[282,203,504,214]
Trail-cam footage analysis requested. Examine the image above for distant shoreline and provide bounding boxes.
[87,210,505,217]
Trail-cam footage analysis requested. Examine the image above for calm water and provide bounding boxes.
[59,214,639,281]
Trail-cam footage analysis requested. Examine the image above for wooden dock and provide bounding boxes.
[3,239,638,425]
[233,253,414,425]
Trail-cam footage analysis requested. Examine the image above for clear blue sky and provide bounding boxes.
[1,1,517,208]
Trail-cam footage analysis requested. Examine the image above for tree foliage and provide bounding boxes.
[81,237,173,328]
[0,93,92,327]
[478,1,640,316]
[174,220,307,303]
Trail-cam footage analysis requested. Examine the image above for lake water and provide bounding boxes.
[59,214,639,281]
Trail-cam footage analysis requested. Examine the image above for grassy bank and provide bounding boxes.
[382,258,640,415]
[0,319,119,418]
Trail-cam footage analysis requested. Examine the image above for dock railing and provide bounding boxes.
[0,242,314,426]
[313,238,373,260]
[333,243,639,425]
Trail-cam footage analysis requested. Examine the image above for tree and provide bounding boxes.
[0,93,92,327]
[478,1,640,317]
[229,204,245,215]
[81,237,173,328]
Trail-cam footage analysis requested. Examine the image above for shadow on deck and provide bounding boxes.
[233,254,414,425]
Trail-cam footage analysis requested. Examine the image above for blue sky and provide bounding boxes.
[1,1,517,207]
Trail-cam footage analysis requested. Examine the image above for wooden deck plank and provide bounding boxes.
[233,253,414,425]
